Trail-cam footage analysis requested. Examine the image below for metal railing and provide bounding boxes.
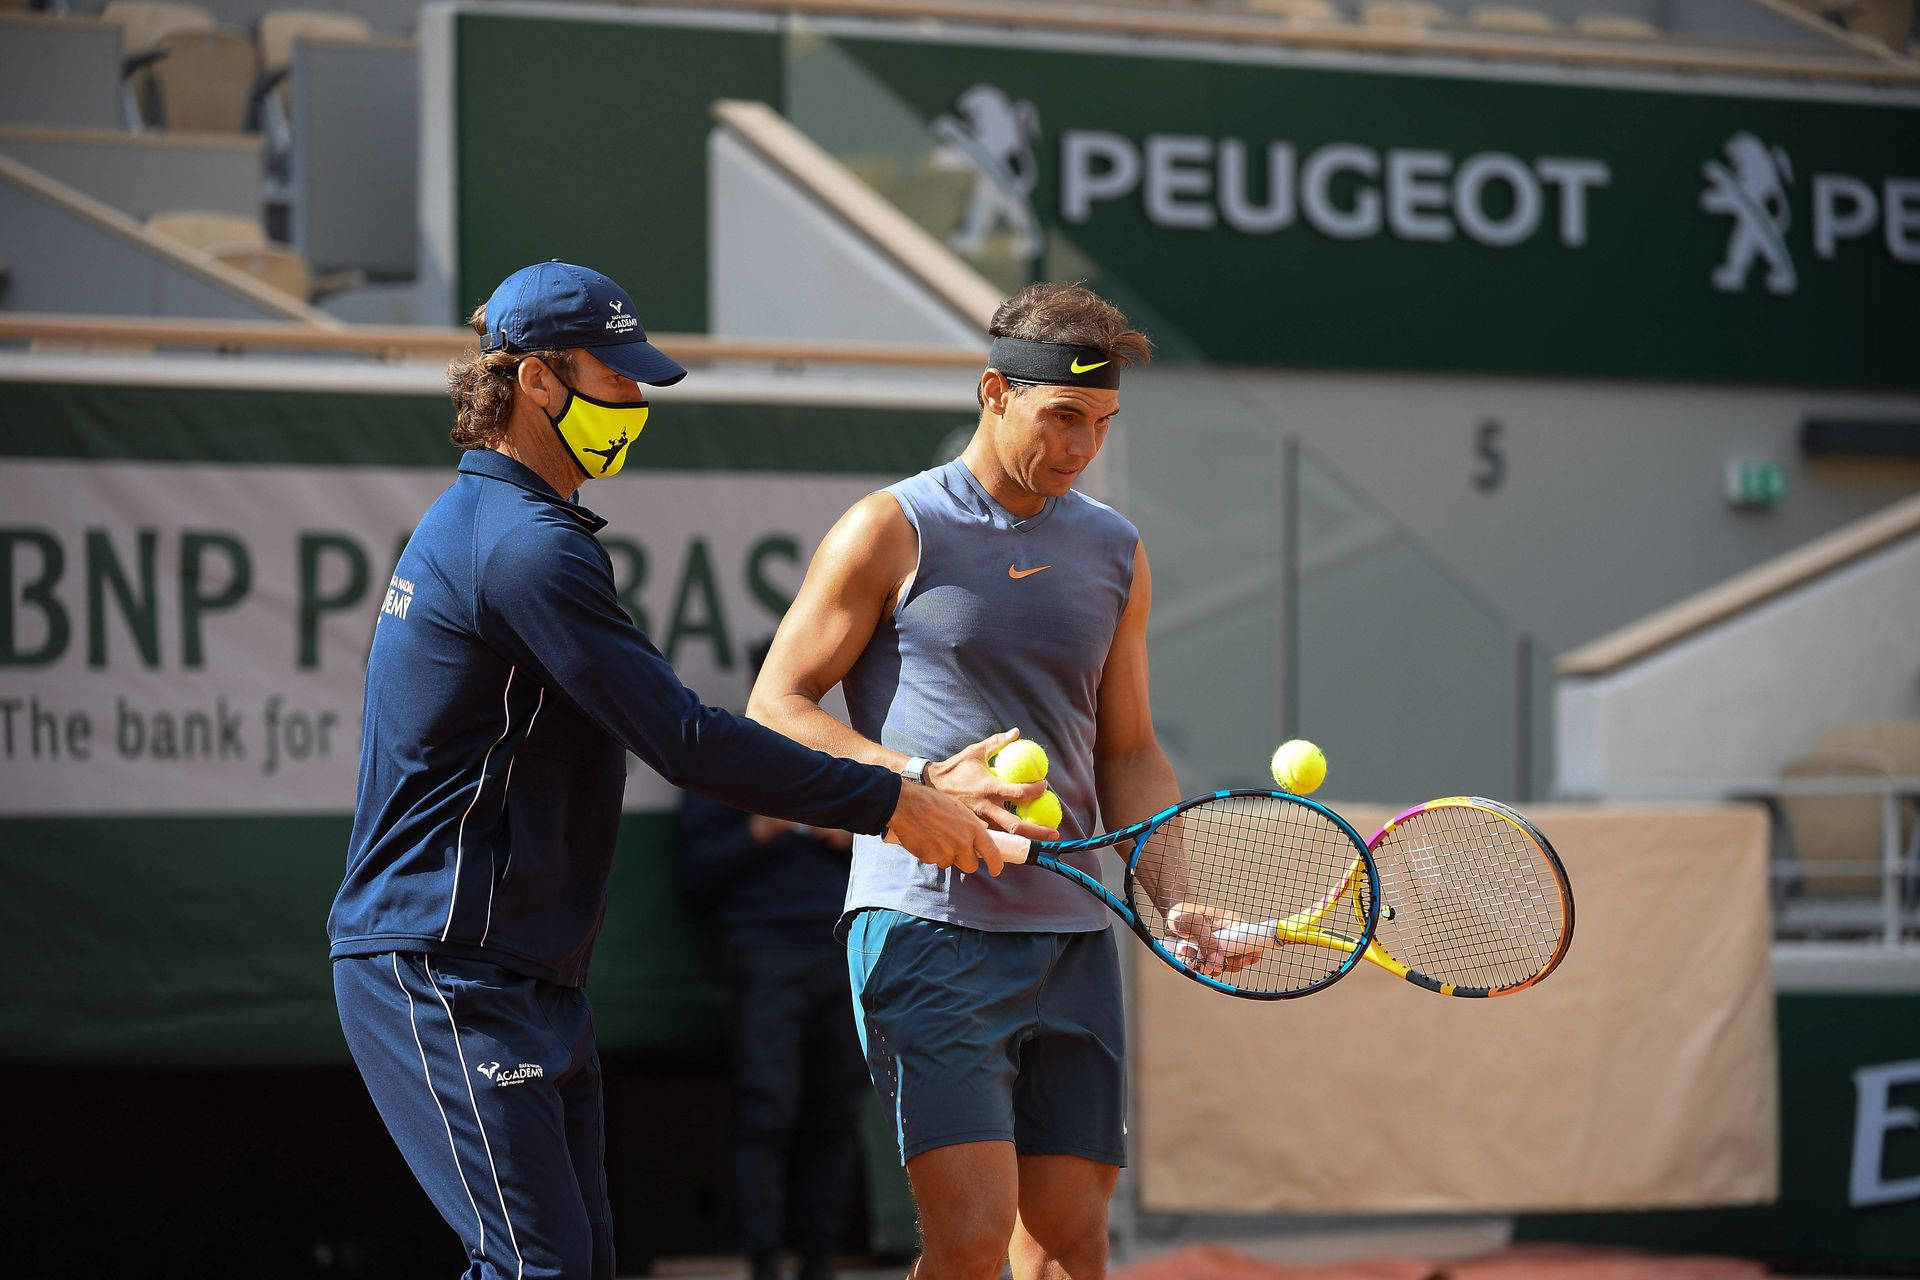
[1741,777,1920,947]
[1578,777,1920,946]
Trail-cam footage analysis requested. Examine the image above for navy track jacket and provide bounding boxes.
[327,450,900,987]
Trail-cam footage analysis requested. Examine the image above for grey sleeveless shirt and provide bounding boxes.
[841,458,1139,932]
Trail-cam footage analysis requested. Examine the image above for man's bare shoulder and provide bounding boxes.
[842,489,914,537]
[819,490,916,569]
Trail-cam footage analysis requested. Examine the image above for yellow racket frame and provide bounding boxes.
[1254,796,1573,998]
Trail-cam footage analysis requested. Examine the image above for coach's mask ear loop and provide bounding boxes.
[540,379,650,479]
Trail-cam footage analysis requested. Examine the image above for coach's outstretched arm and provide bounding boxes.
[475,510,999,873]
[748,492,1055,846]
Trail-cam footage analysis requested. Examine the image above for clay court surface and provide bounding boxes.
[646,1243,1796,1280]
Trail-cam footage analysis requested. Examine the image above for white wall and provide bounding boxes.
[0,20,121,130]
[707,127,982,348]
[1555,535,1920,791]
[0,132,261,221]
[291,38,418,277]
[1205,366,1920,658]
[0,173,305,320]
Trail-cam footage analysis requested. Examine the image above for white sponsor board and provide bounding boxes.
[0,461,886,815]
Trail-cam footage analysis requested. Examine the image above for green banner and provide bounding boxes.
[0,380,965,473]
[832,37,1920,386]
[454,14,783,331]
[450,10,1920,386]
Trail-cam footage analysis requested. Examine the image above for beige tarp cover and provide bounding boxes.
[1134,803,1777,1213]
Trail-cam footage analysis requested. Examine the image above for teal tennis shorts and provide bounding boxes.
[845,908,1127,1167]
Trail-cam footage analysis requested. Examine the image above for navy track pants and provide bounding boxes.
[334,952,613,1280]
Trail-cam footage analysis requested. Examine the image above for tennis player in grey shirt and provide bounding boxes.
[751,282,1207,1280]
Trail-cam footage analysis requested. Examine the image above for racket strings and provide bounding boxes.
[1373,804,1567,991]
[1126,795,1372,997]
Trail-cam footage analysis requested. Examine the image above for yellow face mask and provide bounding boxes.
[546,386,649,478]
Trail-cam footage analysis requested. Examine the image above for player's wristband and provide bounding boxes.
[900,756,931,786]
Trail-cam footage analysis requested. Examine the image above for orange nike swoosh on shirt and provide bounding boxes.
[1008,564,1052,579]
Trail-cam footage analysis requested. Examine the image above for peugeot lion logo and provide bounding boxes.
[931,84,1045,267]
[1700,132,1796,296]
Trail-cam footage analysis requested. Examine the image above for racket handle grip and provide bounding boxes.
[881,827,1034,865]
[1214,919,1279,949]
[989,828,1033,865]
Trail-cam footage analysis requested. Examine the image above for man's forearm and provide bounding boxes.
[751,691,906,773]
[1095,743,1184,908]
[1094,743,1180,832]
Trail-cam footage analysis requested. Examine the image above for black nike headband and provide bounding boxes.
[987,337,1123,390]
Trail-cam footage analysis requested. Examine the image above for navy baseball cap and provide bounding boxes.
[480,260,687,387]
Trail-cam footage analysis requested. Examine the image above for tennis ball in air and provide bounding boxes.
[989,739,1050,784]
[1016,788,1063,829]
[1270,739,1327,795]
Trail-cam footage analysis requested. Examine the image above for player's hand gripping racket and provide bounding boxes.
[1212,795,1574,997]
[982,789,1381,999]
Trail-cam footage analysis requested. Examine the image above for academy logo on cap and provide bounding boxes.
[481,260,687,387]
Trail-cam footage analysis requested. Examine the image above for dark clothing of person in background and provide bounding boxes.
[677,792,871,1280]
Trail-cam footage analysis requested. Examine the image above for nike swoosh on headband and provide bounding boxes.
[1070,358,1110,374]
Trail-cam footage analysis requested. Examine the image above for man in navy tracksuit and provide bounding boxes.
[327,261,1004,1280]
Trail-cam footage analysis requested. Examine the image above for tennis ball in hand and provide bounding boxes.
[1016,788,1063,829]
[989,739,1050,784]
[1270,739,1327,795]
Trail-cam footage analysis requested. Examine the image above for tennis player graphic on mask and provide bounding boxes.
[751,282,1216,1280]
[327,261,998,1280]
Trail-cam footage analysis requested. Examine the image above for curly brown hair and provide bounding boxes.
[990,282,1152,368]
[446,305,577,449]
[980,282,1152,407]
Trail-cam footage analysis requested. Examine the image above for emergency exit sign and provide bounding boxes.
[1727,459,1788,508]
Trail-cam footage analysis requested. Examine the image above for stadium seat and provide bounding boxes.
[147,29,258,132]
[209,242,311,300]
[1247,0,1343,20]
[1362,0,1452,26]
[102,0,214,56]
[1777,746,1897,899]
[103,1,216,127]
[257,9,374,76]
[1815,721,1920,772]
[145,209,358,302]
[1574,12,1662,36]
[1814,723,1920,871]
[1845,0,1916,48]
[1469,4,1557,29]
[148,208,268,248]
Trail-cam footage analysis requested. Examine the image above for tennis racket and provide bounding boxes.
[980,788,1382,999]
[1213,796,1573,997]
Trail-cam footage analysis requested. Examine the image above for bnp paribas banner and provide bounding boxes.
[450,9,1920,387]
[0,461,876,816]
[1,455,955,818]
[0,379,970,1065]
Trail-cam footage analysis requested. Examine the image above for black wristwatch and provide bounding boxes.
[900,756,931,786]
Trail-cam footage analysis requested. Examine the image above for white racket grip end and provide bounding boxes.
[1214,919,1279,949]
[882,826,1033,865]
[989,828,1033,865]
